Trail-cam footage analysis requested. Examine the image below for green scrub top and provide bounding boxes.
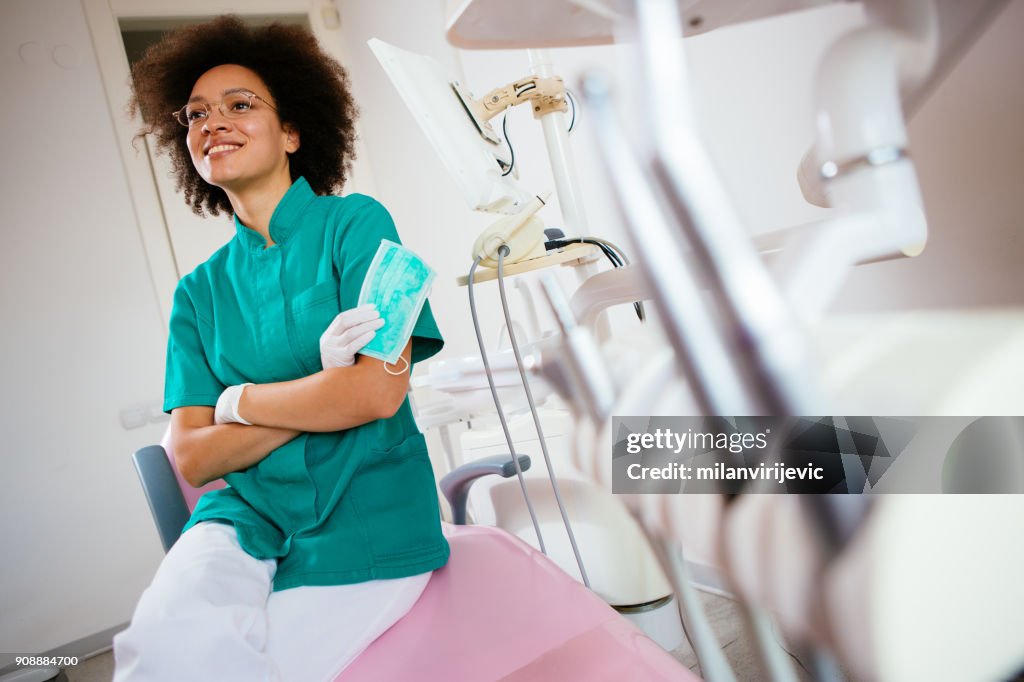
[163,177,448,591]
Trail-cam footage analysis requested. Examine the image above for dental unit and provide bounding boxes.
[369,1,1024,680]
[371,34,689,647]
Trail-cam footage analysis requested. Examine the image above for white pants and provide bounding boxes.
[113,521,431,682]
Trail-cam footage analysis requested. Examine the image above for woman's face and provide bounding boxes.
[185,64,299,193]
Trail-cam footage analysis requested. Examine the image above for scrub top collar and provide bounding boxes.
[233,176,318,251]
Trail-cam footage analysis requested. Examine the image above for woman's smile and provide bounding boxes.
[206,143,243,157]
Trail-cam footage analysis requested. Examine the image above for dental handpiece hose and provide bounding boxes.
[496,248,591,589]
[467,256,546,555]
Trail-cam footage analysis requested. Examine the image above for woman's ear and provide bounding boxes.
[284,124,300,154]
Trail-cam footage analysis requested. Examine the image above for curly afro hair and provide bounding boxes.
[128,16,358,217]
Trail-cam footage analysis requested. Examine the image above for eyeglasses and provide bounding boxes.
[172,90,277,128]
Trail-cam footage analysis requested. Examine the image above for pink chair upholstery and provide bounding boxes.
[339,523,696,681]
[158,430,696,681]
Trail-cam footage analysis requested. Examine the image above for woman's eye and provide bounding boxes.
[230,100,252,112]
[186,110,207,122]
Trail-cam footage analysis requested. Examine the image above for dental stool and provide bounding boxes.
[129,433,696,681]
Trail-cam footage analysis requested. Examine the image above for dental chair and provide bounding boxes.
[129,429,696,681]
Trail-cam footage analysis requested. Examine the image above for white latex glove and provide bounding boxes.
[214,383,254,425]
[320,304,384,369]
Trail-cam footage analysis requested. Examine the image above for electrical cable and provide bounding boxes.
[579,237,645,319]
[547,237,646,321]
[547,238,613,265]
[497,248,591,588]
[595,243,624,267]
[576,239,621,267]
[501,111,515,177]
[515,83,537,97]
[586,236,631,265]
[467,255,546,553]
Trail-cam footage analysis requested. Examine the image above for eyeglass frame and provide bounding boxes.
[171,89,278,128]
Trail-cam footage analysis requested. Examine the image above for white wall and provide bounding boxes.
[0,0,170,666]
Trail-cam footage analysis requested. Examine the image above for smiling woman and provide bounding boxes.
[128,16,358,219]
[115,15,447,682]
[179,64,300,240]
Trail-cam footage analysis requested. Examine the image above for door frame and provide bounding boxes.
[82,0,378,327]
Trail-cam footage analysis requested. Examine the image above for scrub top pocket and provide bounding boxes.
[290,280,340,373]
[351,433,441,563]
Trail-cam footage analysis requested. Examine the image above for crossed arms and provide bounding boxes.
[170,341,412,487]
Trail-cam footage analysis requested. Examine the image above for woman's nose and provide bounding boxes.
[201,110,232,134]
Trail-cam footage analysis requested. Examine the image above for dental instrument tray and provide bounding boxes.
[456,241,600,286]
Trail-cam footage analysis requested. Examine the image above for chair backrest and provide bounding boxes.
[130,426,225,552]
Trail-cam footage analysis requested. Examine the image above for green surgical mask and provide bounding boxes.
[357,239,436,366]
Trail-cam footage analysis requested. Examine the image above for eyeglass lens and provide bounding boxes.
[179,92,256,126]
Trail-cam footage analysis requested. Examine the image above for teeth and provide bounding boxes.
[207,144,241,155]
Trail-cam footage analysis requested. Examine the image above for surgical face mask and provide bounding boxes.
[357,239,436,366]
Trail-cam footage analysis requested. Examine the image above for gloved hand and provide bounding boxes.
[320,304,384,369]
[215,383,254,425]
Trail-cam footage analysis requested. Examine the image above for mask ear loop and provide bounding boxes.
[384,355,410,376]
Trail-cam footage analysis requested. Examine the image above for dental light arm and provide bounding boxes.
[452,74,569,145]
[453,58,589,238]
[777,0,939,323]
[472,192,551,267]
[798,0,938,209]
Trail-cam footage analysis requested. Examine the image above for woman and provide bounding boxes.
[113,16,448,681]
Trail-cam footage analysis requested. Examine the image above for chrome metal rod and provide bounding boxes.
[580,71,755,415]
[633,0,826,415]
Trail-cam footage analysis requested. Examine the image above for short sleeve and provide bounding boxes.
[335,197,444,365]
[163,281,226,413]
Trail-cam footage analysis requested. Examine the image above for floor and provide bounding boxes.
[59,591,813,682]
[671,591,815,681]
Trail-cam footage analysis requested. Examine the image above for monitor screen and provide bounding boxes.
[369,38,533,214]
